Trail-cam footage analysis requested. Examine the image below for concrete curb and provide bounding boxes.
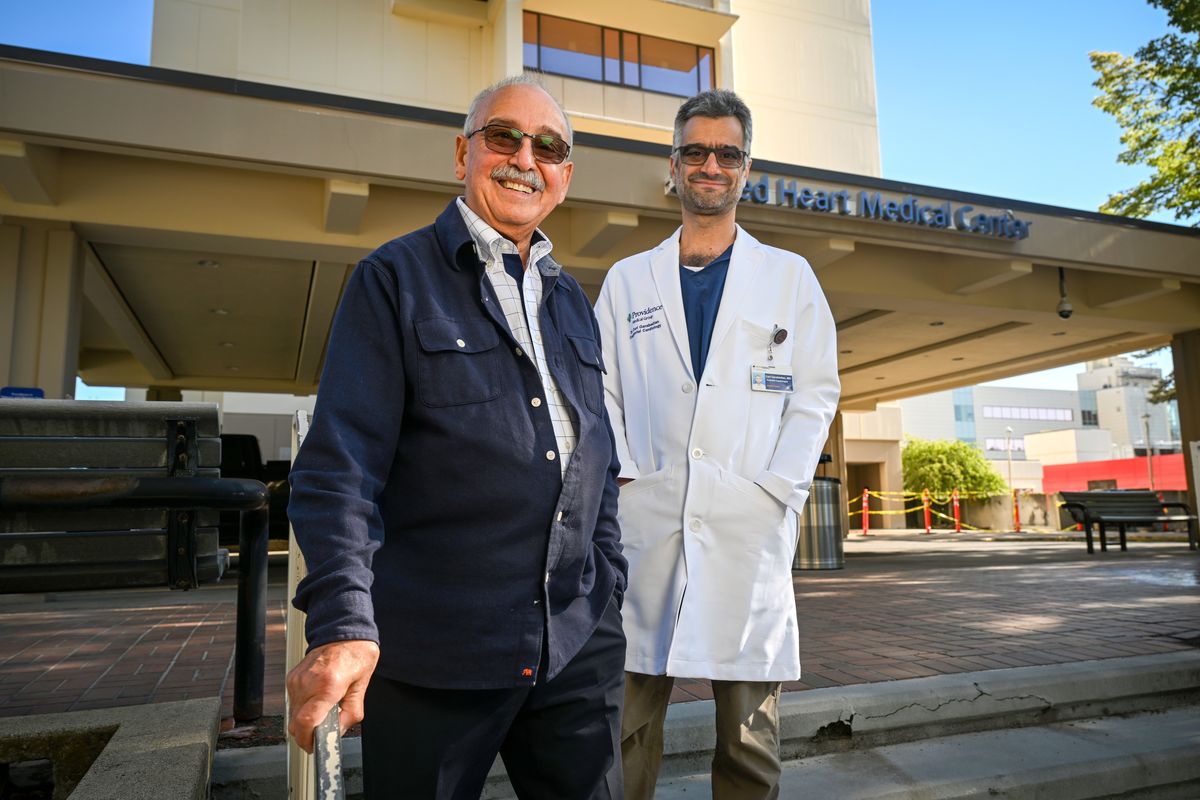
[2,697,220,800]
[212,651,1200,799]
[657,651,1200,775]
[657,703,1200,799]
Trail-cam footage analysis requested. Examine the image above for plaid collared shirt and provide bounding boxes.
[456,198,577,477]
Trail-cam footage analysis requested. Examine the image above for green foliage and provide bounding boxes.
[901,438,1009,495]
[1090,0,1200,224]
[1133,345,1177,403]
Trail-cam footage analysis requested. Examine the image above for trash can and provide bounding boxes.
[793,477,845,569]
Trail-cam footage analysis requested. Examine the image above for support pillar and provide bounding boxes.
[0,222,82,398]
[823,411,851,539]
[1172,330,1200,518]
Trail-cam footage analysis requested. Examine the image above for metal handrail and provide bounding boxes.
[0,475,271,721]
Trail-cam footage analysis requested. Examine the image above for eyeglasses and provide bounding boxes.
[672,144,749,169]
[468,124,571,165]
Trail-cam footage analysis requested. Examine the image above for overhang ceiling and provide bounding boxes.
[2,56,1198,407]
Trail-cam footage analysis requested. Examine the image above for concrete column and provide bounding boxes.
[1171,330,1200,517]
[0,222,82,397]
[823,411,851,538]
[489,0,524,81]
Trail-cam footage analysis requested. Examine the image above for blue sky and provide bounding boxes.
[0,1,1183,395]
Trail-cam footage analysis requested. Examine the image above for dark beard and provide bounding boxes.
[678,179,739,216]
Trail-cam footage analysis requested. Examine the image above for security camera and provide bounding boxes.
[1055,266,1073,320]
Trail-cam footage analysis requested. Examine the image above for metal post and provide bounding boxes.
[1142,413,1155,490]
[1005,425,1015,531]
[922,488,931,534]
[952,488,961,533]
[234,504,270,722]
[861,487,870,535]
[1012,488,1021,533]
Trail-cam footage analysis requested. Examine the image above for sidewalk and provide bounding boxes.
[1,531,1197,748]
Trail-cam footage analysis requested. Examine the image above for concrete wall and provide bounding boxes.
[729,0,880,174]
[152,0,488,114]
[1025,428,1113,466]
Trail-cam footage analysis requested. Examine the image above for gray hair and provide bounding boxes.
[672,89,753,152]
[463,74,574,146]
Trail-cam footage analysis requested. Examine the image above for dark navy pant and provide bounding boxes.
[361,597,626,799]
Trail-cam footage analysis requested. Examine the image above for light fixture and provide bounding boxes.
[839,349,853,354]
[210,308,228,316]
[197,259,221,268]
[929,321,944,327]
[952,356,964,361]
[227,366,240,372]
[1052,331,1067,337]
[220,342,235,348]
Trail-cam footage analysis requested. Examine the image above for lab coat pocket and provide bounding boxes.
[617,464,681,549]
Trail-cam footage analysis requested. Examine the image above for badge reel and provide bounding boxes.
[751,326,794,392]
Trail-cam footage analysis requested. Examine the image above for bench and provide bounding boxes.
[1059,490,1198,555]
[0,399,270,720]
[0,399,230,590]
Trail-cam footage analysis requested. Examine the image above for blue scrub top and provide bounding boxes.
[679,244,733,380]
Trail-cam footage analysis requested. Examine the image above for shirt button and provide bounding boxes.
[455,338,466,348]
[691,447,704,459]
[531,397,542,408]
[556,511,564,521]
[515,346,523,357]
[682,382,694,393]
[689,518,702,532]
[546,450,557,461]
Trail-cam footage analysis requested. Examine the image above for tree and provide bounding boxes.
[1134,345,1177,403]
[1090,0,1200,224]
[901,438,1008,496]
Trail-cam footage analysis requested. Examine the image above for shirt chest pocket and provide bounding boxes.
[567,335,605,416]
[415,317,503,407]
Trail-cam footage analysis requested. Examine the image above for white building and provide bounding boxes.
[1076,357,1179,458]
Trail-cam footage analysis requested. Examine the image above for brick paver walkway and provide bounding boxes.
[1,536,1197,736]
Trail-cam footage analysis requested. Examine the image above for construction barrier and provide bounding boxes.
[847,488,1036,533]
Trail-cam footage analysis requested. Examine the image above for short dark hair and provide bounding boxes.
[672,89,753,152]
[464,74,574,145]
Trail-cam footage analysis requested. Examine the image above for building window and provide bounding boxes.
[985,437,1025,452]
[981,405,1072,422]
[523,12,715,97]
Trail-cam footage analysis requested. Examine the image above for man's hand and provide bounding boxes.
[286,639,380,753]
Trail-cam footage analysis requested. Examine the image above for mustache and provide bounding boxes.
[687,173,731,186]
[491,165,545,192]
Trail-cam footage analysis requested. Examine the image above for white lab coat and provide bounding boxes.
[595,226,840,681]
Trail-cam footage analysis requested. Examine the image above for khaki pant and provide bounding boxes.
[621,672,782,800]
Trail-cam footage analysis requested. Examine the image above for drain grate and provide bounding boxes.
[1,759,54,800]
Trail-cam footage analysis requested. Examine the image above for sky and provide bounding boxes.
[0,1,1185,396]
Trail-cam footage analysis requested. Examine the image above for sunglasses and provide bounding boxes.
[673,144,749,169]
[468,124,571,165]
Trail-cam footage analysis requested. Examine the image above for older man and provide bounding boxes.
[286,75,627,799]
[596,89,840,798]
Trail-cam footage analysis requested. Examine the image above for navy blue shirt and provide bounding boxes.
[288,201,626,690]
[679,244,733,379]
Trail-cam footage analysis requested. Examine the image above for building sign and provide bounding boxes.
[740,175,1033,240]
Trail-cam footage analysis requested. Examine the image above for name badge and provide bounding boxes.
[751,365,794,393]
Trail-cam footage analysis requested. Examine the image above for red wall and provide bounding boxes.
[1042,454,1186,492]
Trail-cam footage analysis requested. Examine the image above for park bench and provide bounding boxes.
[1059,490,1198,555]
[0,398,270,720]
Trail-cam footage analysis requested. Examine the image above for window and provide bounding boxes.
[981,405,1073,422]
[523,12,715,97]
[985,437,1025,452]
